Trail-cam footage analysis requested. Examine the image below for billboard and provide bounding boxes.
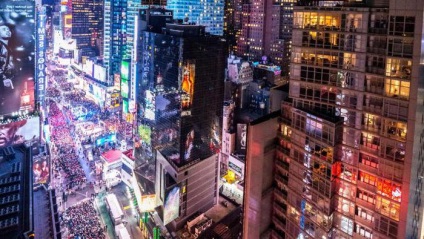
[0,117,40,148]
[121,60,129,98]
[140,195,156,212]
[236,124,247,155]
[138,124,151,145]
[36,6,47,107]
[0,0,36,116]
[93,64,107,83]
[145,90,155,121]
[33,156,49,185]
[163,186,180,225]
[181,61,195,115]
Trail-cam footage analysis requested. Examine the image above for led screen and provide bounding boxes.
[181,61,195,114]
[0,0,36,116]
[163,186,180,225]
[33,156,49,185]
[138,124,151,146]
[0,116,40,148]
[121,61,129,98]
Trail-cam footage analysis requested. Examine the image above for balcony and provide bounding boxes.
[276,145,290,156]
[357,180,376,193]
[273,215,287,231]
[355,198,375,211]
[275,174,289,185]
[276,160,290,172]
[354,215,374,229]
[271,229,285,239]
[358,163,378,175]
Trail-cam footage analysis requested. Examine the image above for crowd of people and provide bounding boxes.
[48,100,87,190]
[63,199,105,239]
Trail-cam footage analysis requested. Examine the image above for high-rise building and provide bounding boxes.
[237,0,295,76]
[125,0,146,59]
[103,0,127,76]
[273,1,424,239]
[71,0,103,56]
[221,55,288,239]
[166,0,225,36]
[133,9,227,232]
[223,0,243,52]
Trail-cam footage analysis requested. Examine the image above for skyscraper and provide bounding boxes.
[273,0,424,238]
[71,0,103,56]
[103,0,127,76]
[236,0,294,76]
[134,8,227,231]
[166,0,225,36]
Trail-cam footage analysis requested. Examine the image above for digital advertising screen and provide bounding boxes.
[138,124,151,146]
[181,60,195,114]
[236,124,247,155]
[140,195,156,212]
[0,116,40,148]
[121,60,130,98]
[33,156,49,185]
[0,0,36,116]
[163,186,180,225]
[144,90,155,121]
[93,64,107,83]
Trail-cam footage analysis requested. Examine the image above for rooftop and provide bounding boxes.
[0,144,33,239]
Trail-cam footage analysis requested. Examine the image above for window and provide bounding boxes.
[376,196,400,221]
[357,189,376,204]
[388,38,413,58]
[356,206,374,223]
[384,79,410,100]
[359,171,377,186]
[360,153,379,169]
[376,217,398,238]
[355,224,373,238]
[389,16,415,37]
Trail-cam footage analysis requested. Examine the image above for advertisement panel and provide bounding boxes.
[181,60,195,115]
[163,186,180,225]
[121,61,129,98]
[0,0,36,116]
[153,93,180,147]
[144,90,155,121]
[94,64,107,83]
[33,155,49,185]
[138,124,151,145]
[36,6,47,107]
[236,124,247,155]
[140,195,156,212]
[0,116,40,148]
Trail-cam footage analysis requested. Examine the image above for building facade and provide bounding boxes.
[273,1,424,239]
[71,0,103,56]
[103,0,127,76]
[134,16,227,231]
[166,0,225,36]
[236,0,295,76]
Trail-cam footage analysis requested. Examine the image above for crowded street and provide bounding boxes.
[44,55,143,239]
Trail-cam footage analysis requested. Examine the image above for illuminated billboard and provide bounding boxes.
[163,186,180,225]
[145,90,155,121]
[181,61,195,115]
[0,117,40,148]
[140,195,156,212]
[236,124,247,155]
[121,60,130,98]
[94,64,107,83]
[138,124,151,145]
[33,156,49,185]
[0,0,36,116]
[36,6,47,107]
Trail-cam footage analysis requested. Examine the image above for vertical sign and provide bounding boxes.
[236,123,247,155]
[37,6,47,107]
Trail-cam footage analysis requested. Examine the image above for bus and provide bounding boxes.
[105,193,124,225]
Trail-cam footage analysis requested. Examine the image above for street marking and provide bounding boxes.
[123,205,131,210]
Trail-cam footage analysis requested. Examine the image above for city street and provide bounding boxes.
[45,55,143,239]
